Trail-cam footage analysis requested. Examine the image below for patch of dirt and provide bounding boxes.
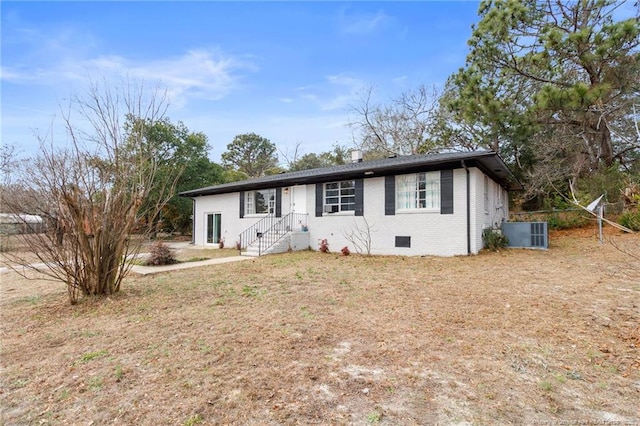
[1,227,639,425]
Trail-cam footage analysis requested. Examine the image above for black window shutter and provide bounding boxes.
[239,191,245,218]
[315,183,323,217]
[440,169,454,214]
[385,175,395,215]
[275,187,282,218]
[354,179,364,216]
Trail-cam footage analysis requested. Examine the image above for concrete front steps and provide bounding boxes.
[243,235,291,257]
[241,231,311,257]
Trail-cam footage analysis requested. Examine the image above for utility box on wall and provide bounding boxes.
[502,222,548,249]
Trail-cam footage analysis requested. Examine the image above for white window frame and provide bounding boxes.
[324,180,355,213]
[396,172,440,212]
[246,189,276,215]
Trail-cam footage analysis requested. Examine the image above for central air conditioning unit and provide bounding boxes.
[501,222,548,249]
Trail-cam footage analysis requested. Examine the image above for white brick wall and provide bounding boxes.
[190,167,510,256]
[470,168,510,252]
[305,172,468,256]
[192,192,283,248]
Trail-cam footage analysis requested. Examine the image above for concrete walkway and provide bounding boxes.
[130,255,251,276]
[0,256,252,276]
[1,240,254,276]
[129,241,254,275]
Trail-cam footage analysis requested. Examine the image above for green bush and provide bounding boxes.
[482,228,509,251]
[618,209,640,231]
[511,210,589,230]
[575,165,628,204]
[545,211,590,230]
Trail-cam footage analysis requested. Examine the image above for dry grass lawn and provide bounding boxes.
[1,228,639,425]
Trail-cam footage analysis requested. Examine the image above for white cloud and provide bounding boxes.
[1,22,258,156]
[1,21,256,108]
[326,74,362,87]
[319,94,356,111]
[297,73,366,111]
[392,75,408,85]
[3,48,256,108]
[338,8,390,35]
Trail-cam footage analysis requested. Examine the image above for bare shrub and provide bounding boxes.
[1,80,177,304]
[145,242,177,266]
[343,216,374,255]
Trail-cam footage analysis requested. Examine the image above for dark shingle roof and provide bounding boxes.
[180,151,523,197]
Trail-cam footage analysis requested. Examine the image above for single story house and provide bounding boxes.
[180,151,522,257]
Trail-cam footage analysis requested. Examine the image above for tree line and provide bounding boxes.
[353,0,639,208]
[0,0,637,303]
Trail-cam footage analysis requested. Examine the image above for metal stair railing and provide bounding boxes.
[238,214,280,251]
[239,212,308,256]
[254,212,307,256]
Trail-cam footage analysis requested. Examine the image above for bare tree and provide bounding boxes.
[350,85,440,158]
[342,216,375,255]
[2,80,176,304]
[278,141,303,170]
[0,143,21,187]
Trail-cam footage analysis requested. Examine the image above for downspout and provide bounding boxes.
[191,198,195,245]
[461,160,470,255]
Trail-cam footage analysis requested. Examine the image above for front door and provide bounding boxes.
[206,213,221,244]
[291,185,307,213]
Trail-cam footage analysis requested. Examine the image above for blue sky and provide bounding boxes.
[2,1,482,163]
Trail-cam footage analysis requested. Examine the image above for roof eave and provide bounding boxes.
[179,151,523,197]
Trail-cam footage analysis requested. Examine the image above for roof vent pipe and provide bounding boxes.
[351,150,363,163]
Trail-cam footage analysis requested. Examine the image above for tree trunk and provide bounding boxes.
[586,113,614,168]
[598,124,614,167]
